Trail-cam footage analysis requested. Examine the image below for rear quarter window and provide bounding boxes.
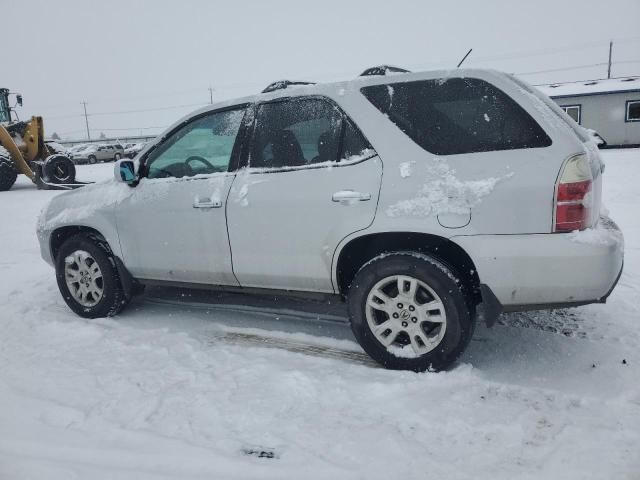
[361,77,551,156]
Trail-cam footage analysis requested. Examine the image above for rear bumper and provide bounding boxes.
[452,217,624,311]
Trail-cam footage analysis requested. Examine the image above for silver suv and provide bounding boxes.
[71,143,124,164]
[37,68,624,371]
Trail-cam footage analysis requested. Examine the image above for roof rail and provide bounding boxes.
[262,80,316,94]
[359,65,411,77]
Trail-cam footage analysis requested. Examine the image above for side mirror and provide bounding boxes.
[16,94,23,106]
[115,159,136,184]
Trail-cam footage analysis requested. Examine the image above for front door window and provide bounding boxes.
[146,108,246,179]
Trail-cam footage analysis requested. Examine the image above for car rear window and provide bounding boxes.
[361,77,551,155]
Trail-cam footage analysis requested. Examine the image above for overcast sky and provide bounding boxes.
[4,0,639,140]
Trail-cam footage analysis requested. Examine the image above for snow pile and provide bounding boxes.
[1,152,640,479]
[387,161,512,217]
[569,217,625,247]
[399,160,415,178]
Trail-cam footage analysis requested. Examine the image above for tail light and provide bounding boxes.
[554,153,593,232]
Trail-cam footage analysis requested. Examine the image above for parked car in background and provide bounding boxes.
[67,144,89,155]
[124,142,147,158]
[37,68,623,372]
[71,144,124,164]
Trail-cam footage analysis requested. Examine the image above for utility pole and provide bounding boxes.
[208,86,214,104]
[607,41,613,79]
[81,101,91,140]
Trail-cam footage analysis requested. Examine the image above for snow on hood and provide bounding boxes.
[37,179,132,232]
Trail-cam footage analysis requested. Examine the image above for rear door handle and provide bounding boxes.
[193,198,222,209]
[332,190,371,203]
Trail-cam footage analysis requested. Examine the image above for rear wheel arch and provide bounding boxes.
[334,231,481,305]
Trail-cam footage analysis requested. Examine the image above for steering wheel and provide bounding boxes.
[185,155,215,172]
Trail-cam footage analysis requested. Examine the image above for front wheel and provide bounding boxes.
[88,155,97,164]
[348,252,475,372]
[114,153,122,161]
[56,233,129,318]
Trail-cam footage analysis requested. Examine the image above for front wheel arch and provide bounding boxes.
[51,225,137,301]
[50,225,105,262]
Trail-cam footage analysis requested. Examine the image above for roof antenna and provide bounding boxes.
[456,48,473,68]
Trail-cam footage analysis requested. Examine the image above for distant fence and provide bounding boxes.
[50,134,158,146]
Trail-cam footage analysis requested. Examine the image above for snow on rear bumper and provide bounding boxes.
[452,217,624,309]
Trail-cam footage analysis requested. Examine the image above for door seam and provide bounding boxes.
[225,173,242,286]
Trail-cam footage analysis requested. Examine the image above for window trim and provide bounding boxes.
[625,99,640,122]
[138,103,251,179]
[238,95,376,174]
[560,104,582,125]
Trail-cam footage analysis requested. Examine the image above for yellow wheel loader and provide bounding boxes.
[0,88,88,191]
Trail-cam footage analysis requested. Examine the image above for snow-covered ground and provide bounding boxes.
[1,151,639,479]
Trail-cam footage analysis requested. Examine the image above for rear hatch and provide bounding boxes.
[509,74,604,229]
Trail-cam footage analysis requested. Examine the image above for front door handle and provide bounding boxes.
[193,197,222,209]
[332,190,371,203]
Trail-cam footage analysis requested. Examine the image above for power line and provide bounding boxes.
[46,102,208,119]
[97,125,168,131]
[90,102,207,117]
[516,62,609,76]
[35,87,211,111]
[516,58,640,76]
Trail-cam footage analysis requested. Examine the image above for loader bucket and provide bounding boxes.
[0,124,36,181]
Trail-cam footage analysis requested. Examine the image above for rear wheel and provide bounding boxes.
[348,252,475,371]
[43,155,76,184]
[114,152,122,161]
[0,156,18,191]
[56,233,130,318]
[88,155,97,164]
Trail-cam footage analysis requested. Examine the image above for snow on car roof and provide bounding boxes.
[535,76,640,98]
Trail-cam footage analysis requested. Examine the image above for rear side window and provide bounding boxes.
[361,78,551,155]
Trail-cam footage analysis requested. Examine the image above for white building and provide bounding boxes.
[536,77,640,147]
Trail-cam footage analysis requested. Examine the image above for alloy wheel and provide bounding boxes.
[64,250,104,307]
[365,274,447,357]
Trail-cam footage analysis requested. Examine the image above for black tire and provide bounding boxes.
[348,252,475,372]
[88,155,97,164]
[114,153,122,161]
[55,233,130,318]
[0,157,18,191]
[43,155,76,184]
